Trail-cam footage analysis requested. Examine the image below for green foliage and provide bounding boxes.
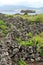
[26,40,34,46]
[18,59,27,65]
[32,35,43,44]
[6,14,43,24]
[8,23,14,29]
[14,14,43,24]
[40,51,43,57]
[2,30,8,34]
[16,32,43,56]
[32,33,43,56]
[0,25,8,30]
[0,20,5,25]
[16,38,25,45]
[0,20,8,36]
[26,32,33,37]
[0,20,7,31]
[16,38,33,46]
[36,14,43,23]
[5,14,14,18]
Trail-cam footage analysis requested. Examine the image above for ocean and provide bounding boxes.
[0,9,43,15]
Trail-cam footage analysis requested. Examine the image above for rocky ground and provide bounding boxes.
[0,13,43,65]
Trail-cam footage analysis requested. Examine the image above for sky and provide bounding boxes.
[0,0,43,8]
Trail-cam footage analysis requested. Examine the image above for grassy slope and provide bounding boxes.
[14,14,43,22]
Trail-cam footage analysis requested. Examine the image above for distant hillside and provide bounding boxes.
[38,7,43,10]
[0,5,36,10]
[0,5,43,10]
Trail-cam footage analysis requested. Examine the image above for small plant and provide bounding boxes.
[18,59,27,65]
[0,25,8,30]
[26,32,33,37]
[0,20,8,36]
[0,20,5,25]
[2,30,8,34]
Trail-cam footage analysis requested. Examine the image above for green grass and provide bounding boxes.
[14,14,43,24]
[5,14,43,23]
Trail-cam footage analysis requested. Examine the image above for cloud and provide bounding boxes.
[0,0,26,5]
[26,0,43,7]
[0,0,43,7]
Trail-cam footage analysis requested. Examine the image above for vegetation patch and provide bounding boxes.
[18,59,27,65]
